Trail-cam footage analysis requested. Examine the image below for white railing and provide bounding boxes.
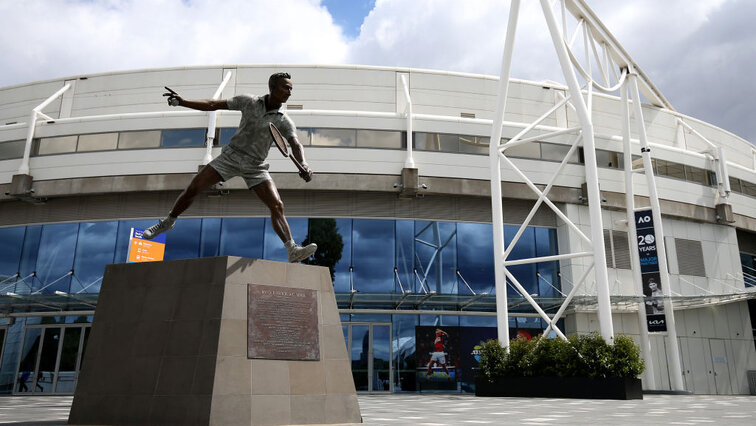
[18,83,72,175]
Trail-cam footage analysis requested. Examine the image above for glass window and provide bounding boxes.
[263,217,308,262]
[163,219,202,260]
[708,171,718,186]
[118,130,160,149]
[55,327,82,393]
[535,227,560,298]
[541,143,578,163]
[440,315,460,327]
[414,132,458,152]
[395,220,415,293]
[35,327,61,393]
[439,222,459,294]
[685,165,710,185]
[35,223,78,293]
[0,140,25,160]
[330,219,353,293]
[72,221,117,293]
[161,129,206,148]
[517,316,542,332]
[77,133,118,152]
[356,130,402,149]
[459,316,497,327]
[456,223,495,295]
[392,314,418,392]
[200,218,221,258]
[613,152,630,170]
[219,218,265,259]
[505,225,537,297]
[17,328,41,393]
[18,226,42,294]
[0,227,25,286]
[350,324,369,391]
[742,180,756,197]
[596,150,621,169]
[656,159,685,180]
[458,135,489,154]
[311,129,356,147]
[296,128,310,145]
[37,136,77,155]
[741,253,756,287]
[352,220,394,292]
[218,128,237,146]
[729,176,742,193]
[414,221,457,294]
[503,141,540,159]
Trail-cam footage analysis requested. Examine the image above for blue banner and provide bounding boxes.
[634,209,667,332]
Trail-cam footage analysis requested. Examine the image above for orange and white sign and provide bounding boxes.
[127,228,166,263]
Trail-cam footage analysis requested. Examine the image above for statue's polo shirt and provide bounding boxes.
[226,94,297,163]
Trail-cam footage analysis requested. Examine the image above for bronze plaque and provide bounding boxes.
[247,284,319,361]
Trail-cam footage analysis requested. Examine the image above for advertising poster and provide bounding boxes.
[127,227,166,263]
[459,326,498,388]
[634,210,667,332]
[415,326,460,390]
[417,326,544,391]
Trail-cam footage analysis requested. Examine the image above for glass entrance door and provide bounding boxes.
[14,324,90,394]
[345,323,392,392]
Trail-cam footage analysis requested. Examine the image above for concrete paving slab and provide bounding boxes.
[1,393,755,425]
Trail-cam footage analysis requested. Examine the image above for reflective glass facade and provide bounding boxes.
[0,218,558,298]
[0,217,559,394]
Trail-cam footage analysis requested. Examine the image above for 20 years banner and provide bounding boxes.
[634,209,667,332]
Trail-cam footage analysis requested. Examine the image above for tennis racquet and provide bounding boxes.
[268,122,311,182]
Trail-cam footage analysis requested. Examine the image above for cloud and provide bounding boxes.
[345,0,754,142]
[0,0,347,86]
[345,0,555,79]
[647,0,756,142]
[586,0,754,142]
[0,0,753,142]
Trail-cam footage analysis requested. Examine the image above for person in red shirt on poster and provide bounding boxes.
[427,328,450,376]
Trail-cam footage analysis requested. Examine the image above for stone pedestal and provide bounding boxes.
[69,256,361,425]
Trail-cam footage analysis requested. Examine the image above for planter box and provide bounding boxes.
[475,376,643,400]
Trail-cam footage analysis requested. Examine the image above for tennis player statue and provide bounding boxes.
[142,72,318,263]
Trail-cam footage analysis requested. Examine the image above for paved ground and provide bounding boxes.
[0,393,755,425]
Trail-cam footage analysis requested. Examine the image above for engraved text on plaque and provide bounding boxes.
[247,284,319,360]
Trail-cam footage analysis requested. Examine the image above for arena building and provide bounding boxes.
[0,59,755,396]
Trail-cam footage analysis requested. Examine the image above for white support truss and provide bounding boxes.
[488,0,690,391]
[203,70,234,165]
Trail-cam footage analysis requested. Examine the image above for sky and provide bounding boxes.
[1,0,754,144]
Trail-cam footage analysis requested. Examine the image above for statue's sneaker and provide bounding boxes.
[287,243,317,263]
[143,216,176,240]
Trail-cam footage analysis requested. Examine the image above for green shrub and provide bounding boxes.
[519,335,569,377]
[571,332,613,378]
[610,334,645,378]
[477,332,644,380]
[478,339,508,381]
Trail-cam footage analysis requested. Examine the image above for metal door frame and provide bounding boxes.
[12,323,89,395]
[345,322,393,393]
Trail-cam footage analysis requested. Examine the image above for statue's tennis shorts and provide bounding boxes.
[208,145,271,189]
